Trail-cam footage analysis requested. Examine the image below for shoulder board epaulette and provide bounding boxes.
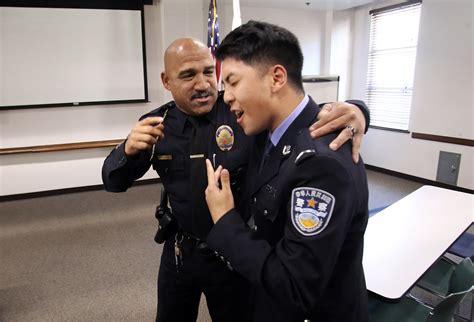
[295,149,316,165]
[139,101,175,121]
[294,130,317,165]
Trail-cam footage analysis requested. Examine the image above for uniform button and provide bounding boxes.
[214,251,219,256]
[220,256,225,262]
[253,225,258,232]
[263,209,268,216]
[253,197,257,204]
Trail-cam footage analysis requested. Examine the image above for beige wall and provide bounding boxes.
[1,0,472,195]
[349,0,473,189]
[0,0,328,195]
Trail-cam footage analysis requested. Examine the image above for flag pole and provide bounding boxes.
[232,0,241,30]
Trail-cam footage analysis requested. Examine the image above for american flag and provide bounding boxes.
[207,0,221,82]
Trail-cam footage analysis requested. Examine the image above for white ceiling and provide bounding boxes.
[221,0,382,11]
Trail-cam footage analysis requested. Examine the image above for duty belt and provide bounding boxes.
[176,231,234,271]
[177,231,215,256]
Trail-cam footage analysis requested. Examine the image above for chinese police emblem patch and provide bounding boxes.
[291,187,335,236]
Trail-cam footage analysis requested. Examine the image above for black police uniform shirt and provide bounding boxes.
[102,93,252,240]
[206,97,370,322]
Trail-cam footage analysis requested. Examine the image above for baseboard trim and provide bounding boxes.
[365,164,473,194]
[0,178,161,202]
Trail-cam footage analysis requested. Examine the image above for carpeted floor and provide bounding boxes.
[0,183,164,321]
[0,170,471,321]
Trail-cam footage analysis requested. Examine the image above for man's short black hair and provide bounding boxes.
[216,20,304,92]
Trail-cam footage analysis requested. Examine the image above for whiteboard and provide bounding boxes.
[303,75,339,105]
[0,6,147,108]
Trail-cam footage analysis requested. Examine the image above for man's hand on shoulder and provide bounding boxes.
[124,116,165,157]
[309,101,366,163]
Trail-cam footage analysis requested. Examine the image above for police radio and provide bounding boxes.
[154,187,176,244]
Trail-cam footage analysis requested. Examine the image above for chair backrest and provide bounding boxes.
[427,257,474,322]
[448,257,474,294]
[427,286,473,322]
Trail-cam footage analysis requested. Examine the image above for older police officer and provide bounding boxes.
[103,37,369,322]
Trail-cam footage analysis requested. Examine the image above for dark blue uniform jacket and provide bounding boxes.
[207,97,370,322]
[102,93,252,239]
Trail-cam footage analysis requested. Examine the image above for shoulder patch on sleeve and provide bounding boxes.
[291,187,335,236]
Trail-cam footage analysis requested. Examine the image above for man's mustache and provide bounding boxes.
[191,91,213,100]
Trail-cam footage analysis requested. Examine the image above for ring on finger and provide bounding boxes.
[345,124,357,137]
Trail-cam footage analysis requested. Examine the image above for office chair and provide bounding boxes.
[416,256,474,321]
[369,257,474,322]
[369,288,473,322]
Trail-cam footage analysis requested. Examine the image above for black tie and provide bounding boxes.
[188,117,213,239]
[259,139,274,174]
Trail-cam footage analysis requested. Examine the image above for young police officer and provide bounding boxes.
[205,21,369,322]
[102,38,369,322]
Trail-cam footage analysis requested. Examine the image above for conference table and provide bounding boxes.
[363,185,474,301]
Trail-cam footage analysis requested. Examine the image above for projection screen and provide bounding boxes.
[0,4,147,108]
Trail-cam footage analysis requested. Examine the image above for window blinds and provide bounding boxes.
[366,1,421,131]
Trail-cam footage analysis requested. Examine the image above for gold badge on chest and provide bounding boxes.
[215,125,234,151]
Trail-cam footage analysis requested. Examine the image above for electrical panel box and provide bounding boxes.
[436,151,461,186]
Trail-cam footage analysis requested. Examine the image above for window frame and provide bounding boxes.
[366,0,422,132]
